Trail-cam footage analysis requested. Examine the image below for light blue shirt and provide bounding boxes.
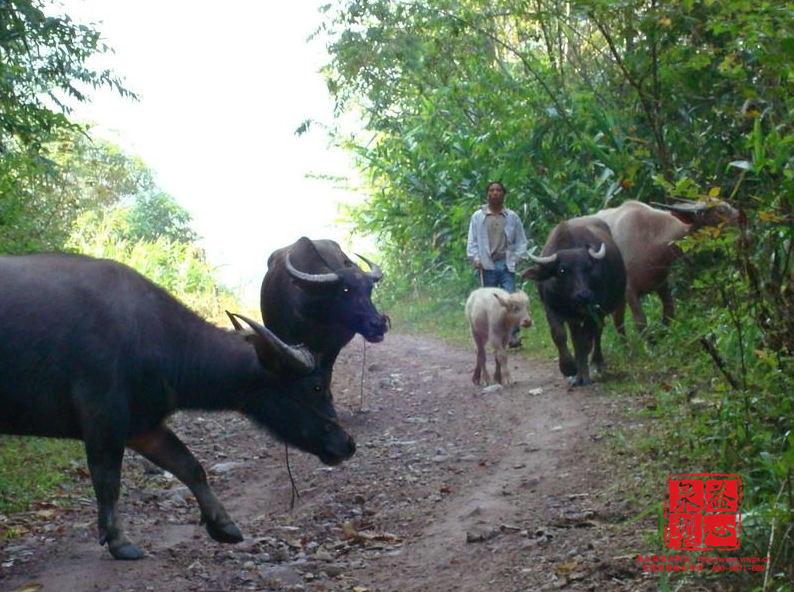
[466,205,528,272]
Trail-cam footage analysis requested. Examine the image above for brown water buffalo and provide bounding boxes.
[0,253,355,560]
[465,287,532,386]
[595,199,740,336]
[523,217,626,386]
[260,237,389,381]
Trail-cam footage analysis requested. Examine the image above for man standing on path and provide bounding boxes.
[466,181,529,347]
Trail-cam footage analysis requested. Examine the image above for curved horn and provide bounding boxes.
[588,242,606,260]
[285,252,340,284]
[354,253,383,282]
[529,252,558,266]
[226,310,245,332]
[227,312,315,373]
[652,201,703,214]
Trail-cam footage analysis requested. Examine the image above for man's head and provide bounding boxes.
[486,181,506,212]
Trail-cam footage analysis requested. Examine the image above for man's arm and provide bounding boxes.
[466,213,482,268]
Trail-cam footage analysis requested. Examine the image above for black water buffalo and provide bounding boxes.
[522,217,626,386]
[260,237,389,379]
[0,253,355,560]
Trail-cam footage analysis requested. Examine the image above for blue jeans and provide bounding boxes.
[482,259,516,293]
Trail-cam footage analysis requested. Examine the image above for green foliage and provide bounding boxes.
[1,0,134,252]
[127,192,198,244]
[0,0,131,147]
[68,200,239,324]
[1,132,151,252]
[0,437,85,515]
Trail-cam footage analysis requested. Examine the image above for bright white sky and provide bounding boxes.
[65,0,365,305]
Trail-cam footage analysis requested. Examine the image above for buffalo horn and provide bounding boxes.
[227,311,315,373]
[588,243,606,260]
[354,253,384,282]
[285,253,340,284]
[652,200,707,214]
[226,310,245,332]
[528,252,558,265]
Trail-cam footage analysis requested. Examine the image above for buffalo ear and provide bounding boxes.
[227,312,316,374]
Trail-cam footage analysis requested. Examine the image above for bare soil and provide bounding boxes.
[1,333,670,592]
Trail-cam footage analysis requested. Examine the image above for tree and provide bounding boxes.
[0,0,133,252]
[69,190,235,324]
[127,192,198,244]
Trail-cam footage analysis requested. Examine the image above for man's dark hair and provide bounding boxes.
[486,181,506,194]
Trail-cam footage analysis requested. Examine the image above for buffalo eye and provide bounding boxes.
[314,382,332,400]
[557,267,566,276]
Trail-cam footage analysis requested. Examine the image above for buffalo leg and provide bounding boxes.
[471,330,490,385]
[612,298,627,337]
[657,282,674,325]
[625,283,648,335]
[547,311,576,378]
[493,344,509,385]
[83,435,143,560]
[591,319,606,374]
[128,427,243,544]
[569,321,595,386]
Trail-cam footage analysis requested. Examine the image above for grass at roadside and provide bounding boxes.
[0,436,86,517]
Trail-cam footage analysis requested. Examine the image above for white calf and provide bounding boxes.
[465,288,532,386]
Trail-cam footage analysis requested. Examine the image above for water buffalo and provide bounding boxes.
[0,252,355,560]
[595,199,740,336]
[522,217,626,386]
[260,237,389,380]
[465,288,532,386]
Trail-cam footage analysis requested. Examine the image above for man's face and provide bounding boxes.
[487,184,505,210]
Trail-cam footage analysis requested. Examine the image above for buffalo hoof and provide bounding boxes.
[204,517,243,544]
[567,375,592,387]
[108,541,146,560]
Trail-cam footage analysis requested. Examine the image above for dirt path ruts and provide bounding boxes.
[1,333,656,592]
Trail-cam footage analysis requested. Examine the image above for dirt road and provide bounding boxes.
[1,333,659,591]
